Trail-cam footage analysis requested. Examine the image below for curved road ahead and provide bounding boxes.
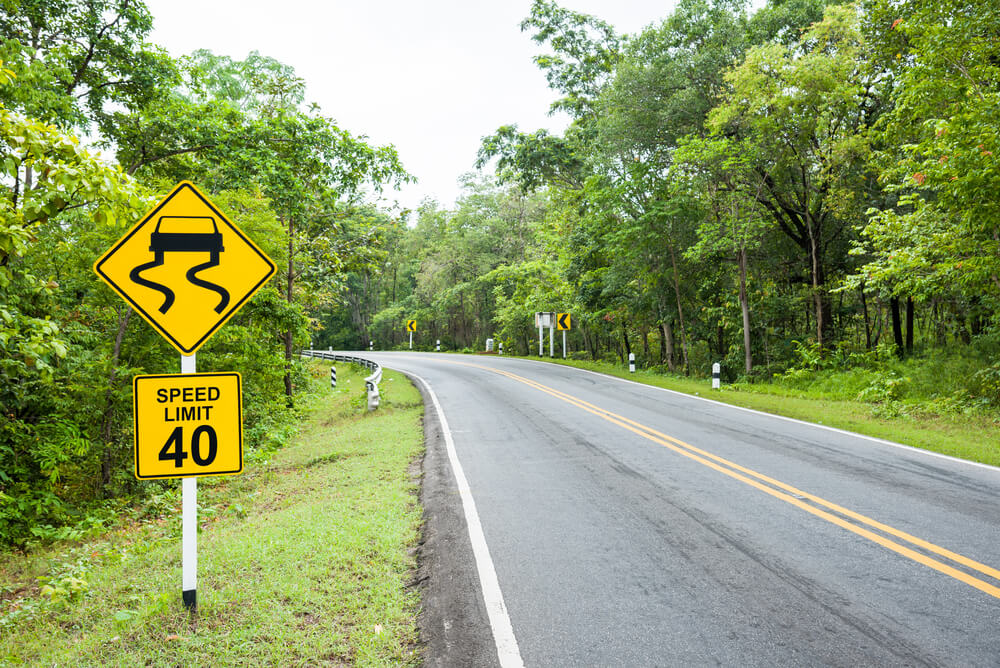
[367,352,1000,667]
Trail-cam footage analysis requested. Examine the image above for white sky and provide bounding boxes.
[145,1,677,215]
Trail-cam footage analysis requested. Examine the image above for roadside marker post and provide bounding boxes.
[331,365,337,389]
[629,352,636,373]
[499,342,503,355]
[437,339,441,352]
[713,362,721,389]
[369,340,373,351]
[94,181,273,614]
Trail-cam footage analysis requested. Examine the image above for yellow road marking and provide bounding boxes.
[433,357,1000,600]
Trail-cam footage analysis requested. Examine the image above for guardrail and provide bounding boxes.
[301,350,382,411]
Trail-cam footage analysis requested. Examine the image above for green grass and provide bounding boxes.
[0,362,425,666]
[506,355,1000,467]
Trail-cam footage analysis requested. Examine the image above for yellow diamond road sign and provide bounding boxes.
[94,181,276,354]
[133,372,243,479]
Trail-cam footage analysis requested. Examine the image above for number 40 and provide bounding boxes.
[159,425,218,467]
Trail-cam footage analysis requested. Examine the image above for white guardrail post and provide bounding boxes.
[301,350,382,411]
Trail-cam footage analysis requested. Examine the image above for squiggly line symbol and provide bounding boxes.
[129,216,230,314]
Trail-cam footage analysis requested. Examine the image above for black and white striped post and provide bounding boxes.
[712,362,721,389]
[436,339,441,351]
[369,340,373,351]
[330,365,337,389]
[499,342,503,355]
[629,352,636,373]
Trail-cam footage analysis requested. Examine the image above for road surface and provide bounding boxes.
[365,352,1000,667]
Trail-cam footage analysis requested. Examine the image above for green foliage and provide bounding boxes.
[0,2,409,549]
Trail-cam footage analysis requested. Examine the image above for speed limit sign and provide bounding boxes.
[132,372,243,479]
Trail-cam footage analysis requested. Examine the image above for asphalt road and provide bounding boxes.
[367,352,1000,667]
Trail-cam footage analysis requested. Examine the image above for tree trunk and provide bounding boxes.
[662,321,675,372]
[905,296,914,355]
[860,283,872,350]
[738,247,752,374]
[810,232,825,348]
[890,296,904,358]
[668,244,690,374]
[932,298,947,346]
[284,216,294,403]
[100,306,132,495]
[658,322,667,364]
[622,322,632,363]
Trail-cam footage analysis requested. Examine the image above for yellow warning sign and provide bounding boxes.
[133,372,243,479]
[406,319,417,332]
[557,313,571,330]
[94,181,276,354]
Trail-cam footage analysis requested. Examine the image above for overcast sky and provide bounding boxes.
[144,1,678,215]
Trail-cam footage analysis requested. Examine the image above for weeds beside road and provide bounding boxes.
[1,362,424,666]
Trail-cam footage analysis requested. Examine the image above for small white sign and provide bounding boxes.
[535,312,554,328]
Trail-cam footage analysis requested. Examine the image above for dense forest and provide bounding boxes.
[0,0,408,546]
[321,0,1000,390]
[3,0,999,547]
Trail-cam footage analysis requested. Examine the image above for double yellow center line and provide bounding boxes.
[443,358,1000,600]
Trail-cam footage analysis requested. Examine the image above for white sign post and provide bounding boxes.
[629,352,636,373]
[535,312,555,358]
[181,353,197,610]
[712,362,721,389]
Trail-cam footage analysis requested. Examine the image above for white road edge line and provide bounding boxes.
[501,357,1000,474]
[410,372,525,668]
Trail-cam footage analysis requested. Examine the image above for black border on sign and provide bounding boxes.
[132,372,243,480]
[557,313,571,330]
[94,182,277,354]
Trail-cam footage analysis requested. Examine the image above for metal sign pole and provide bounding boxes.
[181,353,197,611]
[549,325,554,358]
[538,325,543,357]
[409,331,413,350]
[563,330,567,359]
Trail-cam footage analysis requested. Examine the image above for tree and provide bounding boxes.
[854,0,1000,316]
[706,4,879,347]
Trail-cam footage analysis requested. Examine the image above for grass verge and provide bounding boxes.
[503,355,1000,467]
[1,362,425,666]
